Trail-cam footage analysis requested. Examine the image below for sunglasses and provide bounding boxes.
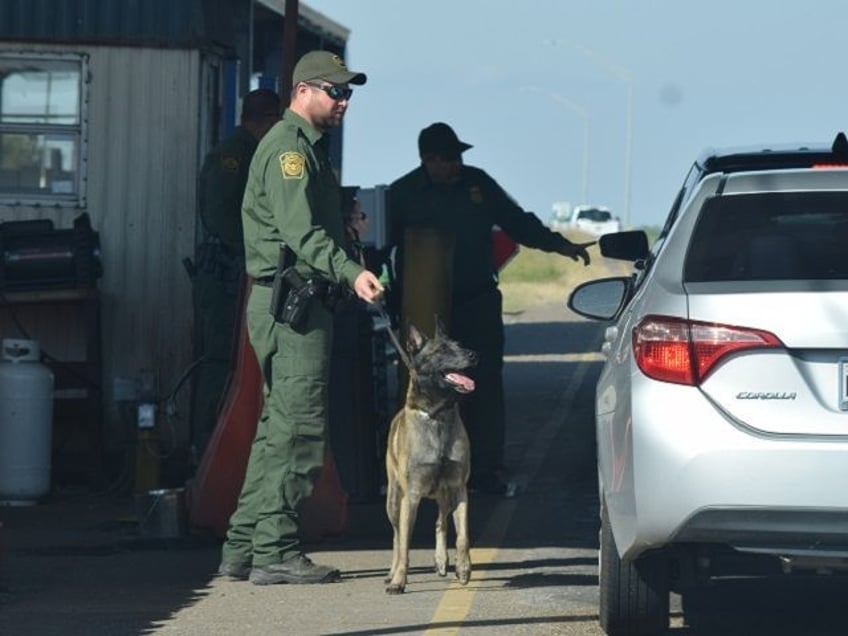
[305,81,353,101]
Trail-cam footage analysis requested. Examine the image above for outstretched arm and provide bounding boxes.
[484,172,595,266]
[557,240,595,266]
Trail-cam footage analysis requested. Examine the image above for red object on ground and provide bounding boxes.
[186,280,348,542]
[493,227,519,271]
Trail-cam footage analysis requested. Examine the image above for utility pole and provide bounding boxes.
[281,0,299,107]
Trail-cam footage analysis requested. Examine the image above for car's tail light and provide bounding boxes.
[633,316,783,386]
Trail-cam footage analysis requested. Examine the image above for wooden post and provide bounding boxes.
[280,0,299,107]
[397,228,456,402]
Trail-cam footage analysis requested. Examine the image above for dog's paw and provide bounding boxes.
[385,583,406,595]
[455,562,471,585]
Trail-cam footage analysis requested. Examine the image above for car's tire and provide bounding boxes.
[599,505,670,636]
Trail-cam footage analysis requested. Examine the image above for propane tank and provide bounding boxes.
[0,339,54,505]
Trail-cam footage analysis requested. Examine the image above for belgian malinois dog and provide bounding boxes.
[384,321,477,594]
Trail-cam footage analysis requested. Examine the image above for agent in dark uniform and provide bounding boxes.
[387,122,593,496]
[218,51,383,585]
[341,185,367,266]
[192,88,281,454]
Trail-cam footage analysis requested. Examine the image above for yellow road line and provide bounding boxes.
[424,547,501,634]
[423,352,595,634]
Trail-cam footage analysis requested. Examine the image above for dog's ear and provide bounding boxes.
[407,324,426,354]
[434,316,448,340]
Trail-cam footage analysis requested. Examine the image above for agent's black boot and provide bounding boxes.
[249,554,341,585]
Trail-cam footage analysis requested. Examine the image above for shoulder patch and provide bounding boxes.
[221,156,239,174]
[470,185,484,205]
[280,152,305,179]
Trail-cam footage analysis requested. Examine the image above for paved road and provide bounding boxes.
[3,302,847,635]
[153,302,609,636]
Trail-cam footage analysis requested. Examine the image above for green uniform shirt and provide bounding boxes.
[388,165,573,299]
[198,126,257,250]
[242,109,363,285]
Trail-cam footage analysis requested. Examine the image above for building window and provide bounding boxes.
[0,52,88,206]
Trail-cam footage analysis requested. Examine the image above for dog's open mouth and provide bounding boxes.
[444,372,475,393]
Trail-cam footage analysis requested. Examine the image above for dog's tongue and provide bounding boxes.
[445,372,475,392]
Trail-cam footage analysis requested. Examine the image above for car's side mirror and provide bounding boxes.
[567,277,630,321]
[599,230,649,261]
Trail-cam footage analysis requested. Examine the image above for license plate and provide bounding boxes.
[841,358,848,411]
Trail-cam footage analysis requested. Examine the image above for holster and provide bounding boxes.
[268,243,356,332]
[270,243,296,323]
[279,268,326,332]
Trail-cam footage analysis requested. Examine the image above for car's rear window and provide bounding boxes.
[577,208,612,222]
[684,191,848,282]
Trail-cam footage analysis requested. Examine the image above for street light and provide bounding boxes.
[550,93,590,205]
[556,42,635,229]
[574,44,634,228]
[521,86,590,204]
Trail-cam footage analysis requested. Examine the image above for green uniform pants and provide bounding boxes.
[221,284,333,566]
[451,287,506,478]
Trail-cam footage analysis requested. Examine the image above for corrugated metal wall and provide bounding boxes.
[0,42,205,447]
[0,0,347,52]
[0,0,206,46]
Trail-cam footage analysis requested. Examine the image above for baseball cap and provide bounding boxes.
[418,122,473,158]
[241,88,280,121]
[292,50,367,86]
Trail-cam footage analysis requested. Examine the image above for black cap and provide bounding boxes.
[418,122,473,158]
[241,88,280,122]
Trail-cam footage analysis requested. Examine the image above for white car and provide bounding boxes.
[569,205,621,237]
[569,132,848,636]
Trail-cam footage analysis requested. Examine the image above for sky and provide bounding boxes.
[302,0,848,229]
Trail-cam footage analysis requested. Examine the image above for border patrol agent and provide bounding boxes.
[192,89,281,454]
[388,122,594,497]
[218,51,383,585]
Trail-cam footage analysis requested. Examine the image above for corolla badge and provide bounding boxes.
[736,392,797,400]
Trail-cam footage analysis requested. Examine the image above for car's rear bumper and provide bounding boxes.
[599,378,848,560]
[673,507,848,555]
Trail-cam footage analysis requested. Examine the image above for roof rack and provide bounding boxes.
[832,131,848,157]
[698,132,848,174]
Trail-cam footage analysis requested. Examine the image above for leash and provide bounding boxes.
[371,300,413,370]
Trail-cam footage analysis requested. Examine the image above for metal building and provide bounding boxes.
[0,0,350,480]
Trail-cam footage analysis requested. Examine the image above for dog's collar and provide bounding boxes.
[408,400,456,420]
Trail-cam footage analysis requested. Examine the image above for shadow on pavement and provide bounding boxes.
[0,496,220,635]
[671,575,848,635]
[0,313,606,635]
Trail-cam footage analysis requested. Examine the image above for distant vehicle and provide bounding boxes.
[568,205,621,236]
[568,131,848,636]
